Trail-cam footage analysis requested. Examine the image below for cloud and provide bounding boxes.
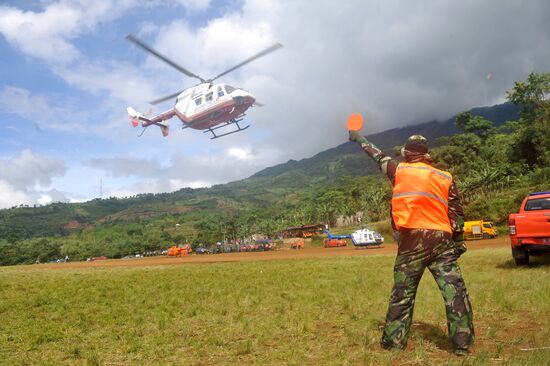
[0,149,66,189]
[227,147,254,161]
[0,1,141,64]
[0,3,80,63]
[87,157,161,178]
[0,180,33,209]
[174,0,211,11]
[85,144,280,196]
[169,179,209,189]
[37,189,71,205]
[0,86,92,132]
[0,151,73,208]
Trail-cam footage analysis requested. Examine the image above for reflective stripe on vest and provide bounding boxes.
[392,162,453,233]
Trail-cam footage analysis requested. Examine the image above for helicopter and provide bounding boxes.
[125,34,282,139]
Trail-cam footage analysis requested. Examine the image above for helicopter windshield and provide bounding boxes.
[224,85,236,94]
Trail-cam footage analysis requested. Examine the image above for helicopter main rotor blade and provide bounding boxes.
[149,89,186,105]
[126,34,206,83]
[209,43,283,82]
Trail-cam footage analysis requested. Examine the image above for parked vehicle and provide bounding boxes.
[290,240,304,249]
[255,239,274,251]
[323,238,347,247]
[87,256,108,261]
[509,191,550,266]
[324,227,383,248]
[323,228,349,248]
[463,220,498,240]
[239,244,251,252]
[350,228,384,247]
[194,247,211,254]
[167,244,192,256]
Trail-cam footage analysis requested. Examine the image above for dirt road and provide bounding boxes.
[28,236,510,270]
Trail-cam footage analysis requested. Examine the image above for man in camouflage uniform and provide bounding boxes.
[348,132,474,355]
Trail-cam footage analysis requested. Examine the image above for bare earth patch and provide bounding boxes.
[28,237,510,270]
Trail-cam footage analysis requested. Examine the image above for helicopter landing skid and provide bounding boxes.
[203,117,250,139]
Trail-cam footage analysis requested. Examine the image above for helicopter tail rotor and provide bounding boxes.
[127,106,144,127]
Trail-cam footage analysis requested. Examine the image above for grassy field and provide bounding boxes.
[1,248,550,365]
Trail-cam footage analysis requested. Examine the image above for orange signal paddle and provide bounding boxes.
[346,113,364,131]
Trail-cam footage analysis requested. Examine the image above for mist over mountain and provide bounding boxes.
[251,102,518,181]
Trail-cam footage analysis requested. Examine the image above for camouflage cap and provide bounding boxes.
[404,135,429,154]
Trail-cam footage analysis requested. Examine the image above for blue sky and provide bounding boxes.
[1,0,549,208]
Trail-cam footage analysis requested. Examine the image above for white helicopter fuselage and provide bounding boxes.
[128,82,256,138]
[173,82,255,130]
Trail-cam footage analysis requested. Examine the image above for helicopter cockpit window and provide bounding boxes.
[194,96,203,106]
[217,86,225,98]
[205,92,213,102]
[224,85,236,94]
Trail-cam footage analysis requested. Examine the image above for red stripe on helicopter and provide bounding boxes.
[174,97,254,130]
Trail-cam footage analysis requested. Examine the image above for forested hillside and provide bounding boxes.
[1,72,548,266]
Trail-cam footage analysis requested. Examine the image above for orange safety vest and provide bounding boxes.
[392,162,453,233]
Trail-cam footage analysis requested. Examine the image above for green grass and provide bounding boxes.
[1,248,550,365]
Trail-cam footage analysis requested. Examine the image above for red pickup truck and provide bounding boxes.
[509,191,550,266]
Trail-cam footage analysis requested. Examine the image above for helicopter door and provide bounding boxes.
[189,94,203,115]
[217,85,225,100]
[205,91,214,105]
[194,95,203,106]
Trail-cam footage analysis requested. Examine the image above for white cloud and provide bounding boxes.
[0,149,66,189]
[42,189,71,203]
[103,179,163,198]
[87,157,161,178]
[37,194,53,205]
[151,15,277,80]
[0,180,33,209]
[0,86,92,132]
[174,0,211,11]
[169,179,208,190]
[227,147,254,161]
[56,60,160,107]
[0,1,140,64]
[0,150,72,207]
[85,145,281,194]
[0,3,80,63]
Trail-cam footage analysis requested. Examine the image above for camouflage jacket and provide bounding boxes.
[359,139,464,234]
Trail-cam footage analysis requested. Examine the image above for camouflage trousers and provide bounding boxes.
[381,229,475,350]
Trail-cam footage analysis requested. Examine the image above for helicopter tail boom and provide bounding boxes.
[127,106,173,137]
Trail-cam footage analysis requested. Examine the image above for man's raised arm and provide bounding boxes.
[349,130,398,183]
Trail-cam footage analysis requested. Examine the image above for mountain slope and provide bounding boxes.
[251,102,518,181]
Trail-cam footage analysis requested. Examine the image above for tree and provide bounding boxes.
[455,111,495,138]
[316,190,345,226]
[506,72,550,166]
